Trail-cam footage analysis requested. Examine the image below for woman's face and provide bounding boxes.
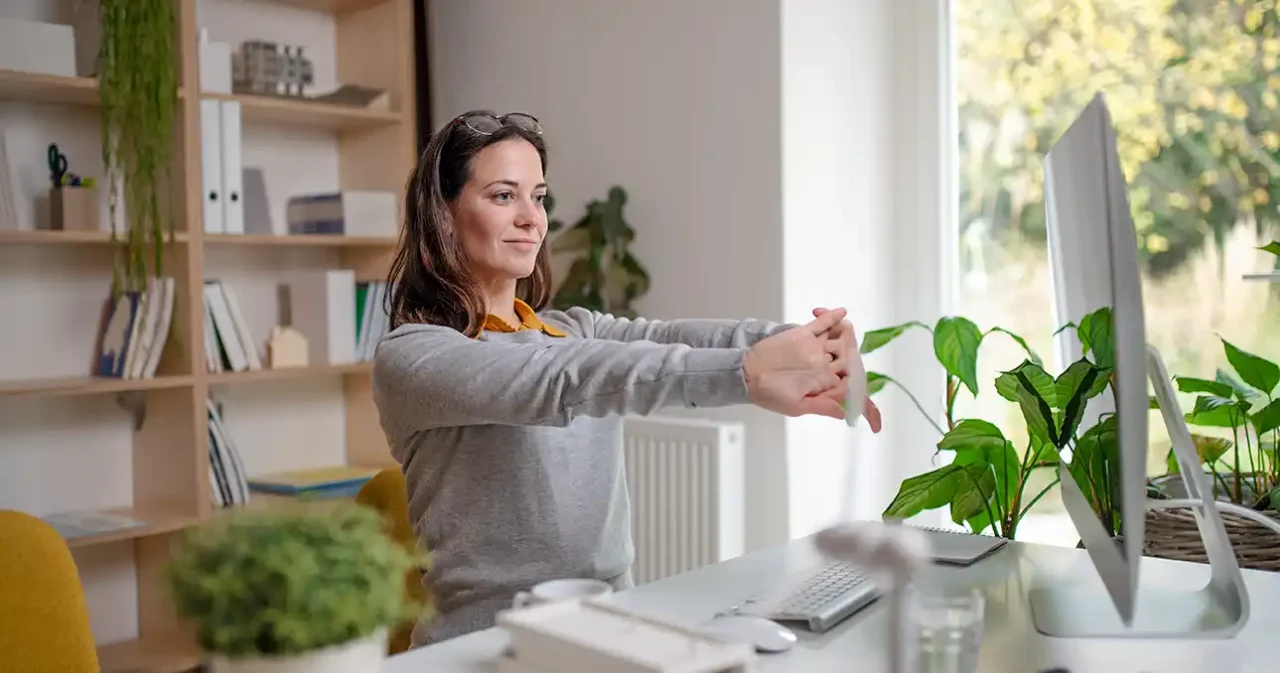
[450,139,548,287]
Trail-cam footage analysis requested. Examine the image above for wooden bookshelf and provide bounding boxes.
[0,1,416,670]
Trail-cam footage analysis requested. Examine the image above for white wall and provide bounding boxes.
[0,0,349,646]
[428,0,792,551]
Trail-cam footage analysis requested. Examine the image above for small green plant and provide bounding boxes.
[546,186,651,318]
[865,308,1119,540]
[1157,336,1280,512]
[163,503,428,658]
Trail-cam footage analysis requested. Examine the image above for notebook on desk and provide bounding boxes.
[914,526,1009,566]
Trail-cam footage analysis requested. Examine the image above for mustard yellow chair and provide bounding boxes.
[0,510,100,673]
[355,469,430,655]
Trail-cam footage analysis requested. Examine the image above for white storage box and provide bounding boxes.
[0,17,76,77]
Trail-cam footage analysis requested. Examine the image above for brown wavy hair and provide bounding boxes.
[386,111,552,337]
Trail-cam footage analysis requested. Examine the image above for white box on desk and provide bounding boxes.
[0,17,76,77]
[286,270,357,366]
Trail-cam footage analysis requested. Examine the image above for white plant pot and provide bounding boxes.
[206,629,387,673]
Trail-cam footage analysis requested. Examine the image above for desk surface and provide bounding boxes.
[386,534,1280,672]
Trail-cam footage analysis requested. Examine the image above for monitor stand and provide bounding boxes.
[1028,345,1250,639]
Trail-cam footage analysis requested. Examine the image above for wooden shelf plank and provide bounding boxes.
[205,363,372,384]
[202,233,397,247]
[0,69,99,106]
[97,634,201,673]
[0,375,194,399]
[254,0,386,13]
[203,91,401,131]
[61,506,201,549]
[0,230,192,246]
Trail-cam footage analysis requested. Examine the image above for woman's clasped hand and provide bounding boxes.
[741,307,882,432]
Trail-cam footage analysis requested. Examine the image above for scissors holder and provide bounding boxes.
[50,185,99,231]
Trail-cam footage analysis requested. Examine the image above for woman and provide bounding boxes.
[372,110,882,647]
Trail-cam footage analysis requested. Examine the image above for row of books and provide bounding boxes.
[209,396,384,508]
[93,277,177,379]
[204,273,393,373]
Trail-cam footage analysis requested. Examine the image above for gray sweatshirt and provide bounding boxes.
[370,306,789,647]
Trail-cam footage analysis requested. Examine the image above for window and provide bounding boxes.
[954,0,1280,546]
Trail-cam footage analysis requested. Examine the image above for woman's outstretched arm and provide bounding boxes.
[372,323,752,434]
[547,307,796,349]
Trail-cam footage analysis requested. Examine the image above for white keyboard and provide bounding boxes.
[732,561,880,633]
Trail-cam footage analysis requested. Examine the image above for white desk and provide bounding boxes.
[386,534,1280,672]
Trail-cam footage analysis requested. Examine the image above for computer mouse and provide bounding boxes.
[702,615,797,653]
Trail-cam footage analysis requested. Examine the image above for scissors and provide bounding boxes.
[47,144,68,188]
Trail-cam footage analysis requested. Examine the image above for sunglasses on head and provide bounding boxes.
[456,112,543,136]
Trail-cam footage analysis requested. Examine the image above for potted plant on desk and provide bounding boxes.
[163,502,428,672]
[1145,335,1280,571]
[864,307,1118,541]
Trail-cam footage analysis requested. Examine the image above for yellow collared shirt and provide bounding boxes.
[482,299,567,338]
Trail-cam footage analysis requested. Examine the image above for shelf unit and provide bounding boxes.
[0,1,415,670]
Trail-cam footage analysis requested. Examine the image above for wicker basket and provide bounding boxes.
[1144,506,1280,572]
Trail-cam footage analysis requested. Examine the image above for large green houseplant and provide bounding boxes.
[98,0,180,294]
[545,186,651,318]
[866,308,1121,540]
[164,503,428,673]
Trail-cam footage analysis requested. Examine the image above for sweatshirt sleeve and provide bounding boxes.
[372,324,751,433]
[547,307,795,349]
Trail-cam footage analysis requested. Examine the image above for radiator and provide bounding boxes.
[622,415,746,585]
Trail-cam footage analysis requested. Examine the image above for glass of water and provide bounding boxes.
[908,586,985,673]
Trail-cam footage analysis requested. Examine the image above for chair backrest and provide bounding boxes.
[355,469,428,655]
[0,510,100,673]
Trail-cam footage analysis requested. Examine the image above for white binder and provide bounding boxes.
[219,100,244,234]
[200,98,223,233]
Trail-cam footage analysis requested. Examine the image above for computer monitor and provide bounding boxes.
[1027,92,1250,639]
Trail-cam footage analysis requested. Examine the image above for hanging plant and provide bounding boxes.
[98,0,179,294]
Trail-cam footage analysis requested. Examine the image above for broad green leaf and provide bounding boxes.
[953,440,1020,517]
[1149,395,1160,409]
[937,419,1007,455]
[1259,241,1280,257]
[1164,435,1234,476]
[1012,379,1057,448]
[995,360,1055,404]
[1078,307,1114,369]
[1185,394,1249,428]
[1174,376,1234,398]
[861,321,929,355]
[1251,398,1280,436]
[1271,488,1280,513]
[934,317,984,395]
[883,464,965,520]
[1216,368,1263,404]
[1071,416,1119,509]
[866,371,890,396]
[985,327,1043,366]
[1222,338,1280,397]
[1054,359,1110,443]
[950,464,997,524]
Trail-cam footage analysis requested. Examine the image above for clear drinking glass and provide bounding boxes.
[908,586,985,673]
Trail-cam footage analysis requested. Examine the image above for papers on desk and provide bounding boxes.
[496,598,756,673]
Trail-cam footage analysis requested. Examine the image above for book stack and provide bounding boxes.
[208,398,250,508]
[246,465,381,500]
[356,280,392,362]
[93,276,177,379]
[203,279,262,373]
